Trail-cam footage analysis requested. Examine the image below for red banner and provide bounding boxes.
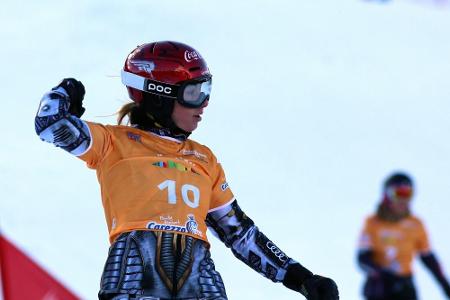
[0,234,79,300]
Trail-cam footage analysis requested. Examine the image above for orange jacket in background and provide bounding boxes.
[358,214,430,276]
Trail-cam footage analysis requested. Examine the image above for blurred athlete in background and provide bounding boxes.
[357,172,450,300]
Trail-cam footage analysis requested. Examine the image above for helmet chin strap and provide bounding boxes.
[135,95,191,141]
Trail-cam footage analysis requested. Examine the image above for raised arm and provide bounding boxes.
[206,200,339,300]
[35,78,91,155]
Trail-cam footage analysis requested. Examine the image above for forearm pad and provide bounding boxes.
[206,200,300,282]
[35,87,91,155]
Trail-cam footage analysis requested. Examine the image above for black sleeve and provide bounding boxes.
[206,200,311,284]
[420,252,450,290]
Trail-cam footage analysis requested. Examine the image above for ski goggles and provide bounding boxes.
[386,184,413,201]
[121,70,212,108]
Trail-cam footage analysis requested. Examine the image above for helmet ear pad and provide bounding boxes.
[140,92,176,129]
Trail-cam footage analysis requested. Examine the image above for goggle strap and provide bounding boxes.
[121,70,179,98]
[121,70,146,91]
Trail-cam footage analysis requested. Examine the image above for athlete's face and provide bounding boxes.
[172,100,209,132]
[386,184,413,214]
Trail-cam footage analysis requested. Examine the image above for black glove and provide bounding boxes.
[301,275,339,300]
[53,78,86,117]
[283,263,339,300]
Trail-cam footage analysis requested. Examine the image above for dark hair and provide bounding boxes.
[384,172,413,188]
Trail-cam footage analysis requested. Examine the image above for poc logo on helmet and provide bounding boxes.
[148,83,172,95]
[184,50,200,62]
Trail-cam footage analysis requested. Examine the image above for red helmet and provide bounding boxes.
[121,41,212,107]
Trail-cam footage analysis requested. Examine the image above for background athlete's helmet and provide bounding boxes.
[377,172,413,221]
[383,172,414,201]
[384,172,413,189]
[122,41,211,106]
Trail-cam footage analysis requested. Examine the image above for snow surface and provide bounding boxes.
[1,0,450,299]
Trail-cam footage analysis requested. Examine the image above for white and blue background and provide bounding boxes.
[1,0,449,299]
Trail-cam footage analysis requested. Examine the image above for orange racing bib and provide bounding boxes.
[79,122,234,243]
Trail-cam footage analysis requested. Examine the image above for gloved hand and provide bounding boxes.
[283,263,339,300]
[301,275,339,300]
[53,78,86,117]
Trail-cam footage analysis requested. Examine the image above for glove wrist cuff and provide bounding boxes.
[282,263,313,293]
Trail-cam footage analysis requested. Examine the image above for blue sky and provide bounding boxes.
[1,0,450,299]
